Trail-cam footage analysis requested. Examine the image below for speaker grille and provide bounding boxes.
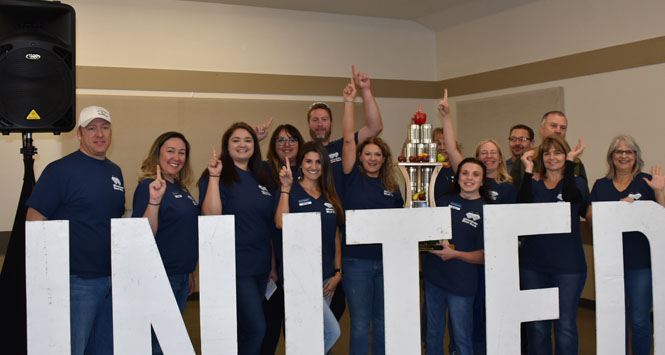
[0,45,74,131]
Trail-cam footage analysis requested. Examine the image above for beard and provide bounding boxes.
[309,127,331,143]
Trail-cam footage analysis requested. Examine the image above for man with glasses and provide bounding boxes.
[510,110,588,189]
[506,124,535,172]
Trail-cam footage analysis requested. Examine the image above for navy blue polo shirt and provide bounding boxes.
[27,150,125,277]
[590,173,655,270]
[132,179,200,274]
[199,167,275,277]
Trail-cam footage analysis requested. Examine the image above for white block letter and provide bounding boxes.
[484,203,570,355]
[111,218,195,354]
[25,220,70,355]
[198,215,238,354]
[345,207,451,355]
[593,201,665,354]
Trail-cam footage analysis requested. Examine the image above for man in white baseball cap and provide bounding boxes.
[26,105,125,354]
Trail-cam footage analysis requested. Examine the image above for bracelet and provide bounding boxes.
[148,202,160,206]
[210,174,220,177]
[344,99,354,103]
[281,191,290,195]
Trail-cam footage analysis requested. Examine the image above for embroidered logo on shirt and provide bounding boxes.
[556,193,563,201]
[329,152,341,164]
[383,190,393,197]
[111,176,124,192]
[324,202,336,214]
[258,185,272,196]
[172,192,183,198]
[462,211,480,228]
[628,193,642,200]
[298,198,312,206]
[489,190,499,200]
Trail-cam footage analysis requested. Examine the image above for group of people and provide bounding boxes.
[25,64,664,355]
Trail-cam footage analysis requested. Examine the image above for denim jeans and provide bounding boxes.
[342,257,385,355]
[69,275,113,355]
[323,278,341,353]
[520,269,586,355]
[624,268,653,355]
[237,275,268,355]
[424,280,474,355]
[152,273,190,354]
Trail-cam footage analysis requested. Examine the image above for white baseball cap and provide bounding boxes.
[79,106,111,127]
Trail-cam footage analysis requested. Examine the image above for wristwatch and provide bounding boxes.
[334,268,343,276]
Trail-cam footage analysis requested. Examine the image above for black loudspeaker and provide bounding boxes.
[0,0,75,135]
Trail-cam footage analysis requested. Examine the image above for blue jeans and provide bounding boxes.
[520,269,586,355]
[152,273,190,354]
[424,280,474,355]
[342,257,385,355]
[624,268,653,355]
[323,278,341,353]
[70,275,113,355]
[237,275,268,355]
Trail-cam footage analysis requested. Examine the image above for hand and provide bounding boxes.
[323,274,341,299]
[343,77,357,102]
[438,88,450,117]
[254,117,274,141]
[269,268,279,283]
[207,146,222,177]
[148,165,167,204]
[279,157,294,188]
[619,197,635,203]
[521,150,536,174]
[352,65,370,91]
[644,165,665,192]
[188,273,195,296]
[428,241,456,261]
[567,138,585,161]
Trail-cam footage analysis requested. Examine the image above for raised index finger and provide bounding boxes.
[352,64,357,78]
[443,88,448,102]
[286,156,290,170]
[212,146,217,159]
[156,164,162,180]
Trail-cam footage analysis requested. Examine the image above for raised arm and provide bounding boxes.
[644,165,665,207]
[353,65,383,141]
[323,226,343,299]
[142,165,167,235]
[562,139,585,204]
[342,78,359,175]
[274,157,294,229]
[201,147,223,215]
[254,117,274,142]
[438,89,463,172]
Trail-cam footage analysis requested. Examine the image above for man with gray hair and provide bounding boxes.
[26,106,125,355]
[510,110,587,187]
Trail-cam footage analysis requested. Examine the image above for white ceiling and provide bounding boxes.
[180,0,539,31]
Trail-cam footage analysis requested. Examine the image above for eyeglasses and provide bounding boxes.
[508,137,531,143]
[276,138,297,145]
[309,102,330,110]
[614,149,636,156]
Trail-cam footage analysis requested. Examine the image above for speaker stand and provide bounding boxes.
[0,132,37,353]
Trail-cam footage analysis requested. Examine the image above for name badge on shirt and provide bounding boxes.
[448,202,462,210]
[298,198,313,206]
[628,192,642,200]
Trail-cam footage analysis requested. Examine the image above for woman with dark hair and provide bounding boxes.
[518,135,587,355]
[587,135,665,355]
[260,123,304,354]
[422,157,489,355]
[132,131,199,354]
[199,122,277,355]
[341,79,403,355]
[274,141,344,353]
